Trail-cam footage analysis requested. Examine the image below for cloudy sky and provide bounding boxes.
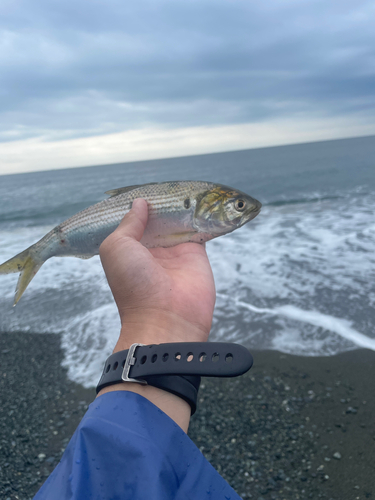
[1,0,374,174]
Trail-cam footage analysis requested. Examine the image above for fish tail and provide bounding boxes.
[0,247,43,306]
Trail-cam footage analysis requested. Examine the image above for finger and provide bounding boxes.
[115,198,149,242]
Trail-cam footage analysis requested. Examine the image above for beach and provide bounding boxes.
[1,140,375,500]
[1,331,373,500]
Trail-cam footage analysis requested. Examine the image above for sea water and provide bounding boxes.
[0,135,374,387]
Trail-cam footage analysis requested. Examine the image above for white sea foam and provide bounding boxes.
[209,196,375,301]
[61,304,120,388]
[217,293,375,352]
[0,192,374,386]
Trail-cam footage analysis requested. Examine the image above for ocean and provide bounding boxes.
[0,135,374,388]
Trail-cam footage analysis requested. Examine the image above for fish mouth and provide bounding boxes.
[240,199,262,225]
[244,198,262,219]
[251,199,262,214]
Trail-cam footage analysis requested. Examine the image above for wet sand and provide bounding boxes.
[0,331,374,500]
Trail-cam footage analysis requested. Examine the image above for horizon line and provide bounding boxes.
[1,132,374,178]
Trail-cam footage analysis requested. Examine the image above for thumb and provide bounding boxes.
[115,198,149,242]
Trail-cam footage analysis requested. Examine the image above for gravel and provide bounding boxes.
[0,331,95,500]
[1,332,374,500]
[189,349,375,500]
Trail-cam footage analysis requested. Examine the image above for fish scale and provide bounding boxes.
[0,180,261,305]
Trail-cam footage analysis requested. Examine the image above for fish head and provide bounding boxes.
[193,184,262,235]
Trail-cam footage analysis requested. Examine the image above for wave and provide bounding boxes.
[0,192,374,387]
[217,294,375,351]
[263,185,370,208]
[0,200,100,227]
[266,195,342,207]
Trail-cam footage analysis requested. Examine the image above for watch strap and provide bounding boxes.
[142,375,201,415]
[97,342,253,391]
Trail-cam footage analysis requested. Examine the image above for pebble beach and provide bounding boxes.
[1,331,374,500]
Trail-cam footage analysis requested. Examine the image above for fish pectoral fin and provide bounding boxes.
[155,231,197,240]
[105,182,159,198]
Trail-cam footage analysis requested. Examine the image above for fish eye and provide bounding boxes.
[184,198,191,209]
[235,199,246,211]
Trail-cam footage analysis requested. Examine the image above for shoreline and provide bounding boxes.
[1,331,374,499]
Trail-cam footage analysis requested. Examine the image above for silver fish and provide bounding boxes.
[0,180,261,304]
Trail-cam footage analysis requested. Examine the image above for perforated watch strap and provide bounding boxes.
[97,342,253,391]
[142,375,201,414]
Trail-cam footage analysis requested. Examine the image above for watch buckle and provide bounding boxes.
[121,343,148,385]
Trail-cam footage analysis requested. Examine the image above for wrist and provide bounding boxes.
[114,312,210,352]
[96,341,253,433]
[102,313,211,432]
[98,335,194,432]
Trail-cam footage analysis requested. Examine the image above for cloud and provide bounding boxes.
[1,114,374,175]
[0,0,374,155]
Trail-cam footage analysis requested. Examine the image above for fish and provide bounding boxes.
[0,180,261,305]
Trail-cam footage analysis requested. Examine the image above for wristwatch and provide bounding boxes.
[97,342,253,414]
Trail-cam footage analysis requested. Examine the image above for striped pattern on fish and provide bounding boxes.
[0,180,261,305]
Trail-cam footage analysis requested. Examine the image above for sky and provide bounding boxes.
[0,0,375,174]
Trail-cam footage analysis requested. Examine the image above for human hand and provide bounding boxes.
[99,198,216,351]
[98,199,216,430]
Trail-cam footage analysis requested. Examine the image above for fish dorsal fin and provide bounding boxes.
[105,182,159,198]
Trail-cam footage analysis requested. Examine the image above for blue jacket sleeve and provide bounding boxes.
[34,391,242,500]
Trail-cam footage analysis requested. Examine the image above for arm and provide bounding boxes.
[34,199,244,500]
[97,198,216,432]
